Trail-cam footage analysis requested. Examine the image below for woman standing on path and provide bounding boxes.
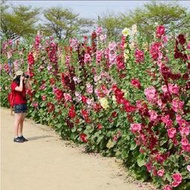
[11,70,31,143]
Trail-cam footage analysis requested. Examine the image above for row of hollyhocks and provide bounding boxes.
[1,25,190,189]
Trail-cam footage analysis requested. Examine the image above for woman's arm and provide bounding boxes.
[14,76,24,92]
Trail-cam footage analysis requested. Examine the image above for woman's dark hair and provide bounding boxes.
[13,75,21,85]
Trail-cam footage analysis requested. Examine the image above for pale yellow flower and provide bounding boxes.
[122,28,130,36]
[99,97,109,109]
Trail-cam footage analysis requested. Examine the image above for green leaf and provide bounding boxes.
[137,154,146,167]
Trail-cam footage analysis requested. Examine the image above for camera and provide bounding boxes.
[23,74,29,79]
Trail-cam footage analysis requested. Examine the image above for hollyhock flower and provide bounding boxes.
[182,144,190,152]
[161,115,173,127]
[167,127,176,138]
[41,95,46,101]
[162,35,168,44]
[32,102,38,108]
[97,124,103,130]
[177,34,186,45]
[75,92,82,102]
[187,165,190,172]
[130,123,142,133]
[28,52,34,65]
[64,93,72,102]
[163,184,173,190]
[131,78,141,89]
[68,105,76,119]
[179,126,190,136]
[135,49,144,63]
[148,110,158,121]
[181,138,189,146]
[150,42,161,60]
[96,50,103,63]
[172,173,182,183]
[96,26,102,36]
[99,97,109,109]
[73,76,81,84]
[144,86,157,102]
[122,27,130,36]
[100,34,106,42]
[84,53,91,63]
[80,133,87,143]
[172,98,184,113]
[156,25,165,38]
[69,38,78,50]
[86,83,93,94]
[157,169,165,177]
[109,42,117,51]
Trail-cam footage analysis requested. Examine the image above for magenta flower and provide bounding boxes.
[172,173,182,183]
[156,25,165,38]
[135,48,144,63]
[163,184,173,190]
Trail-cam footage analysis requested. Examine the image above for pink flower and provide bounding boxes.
[157,169,165,177]
[179,126,190,136]
[130,123,142,133]
[41,95,46,101]
[100,34,106,42]
[96,26,102,36]
[167,127,176,138]
[144,86,157,102]
[32,102,38,108]
[181,138,189,146]
[156,25,165,38]
[84,53,91,63]
[109,42,117,51]
[96,50,103,63]
[187,165,190,172]
[172,98,184,113]
[148,110,158,121]
[86,83,93,94]
[64,93,72,102]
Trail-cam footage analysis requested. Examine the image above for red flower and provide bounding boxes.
[68,105,76,119]
[131,78,141,89]
[80,133,87,143]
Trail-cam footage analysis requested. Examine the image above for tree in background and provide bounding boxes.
[0,3,40,38]
[97,11,123,41]
[42,7,93,41]
[120,1,190,42]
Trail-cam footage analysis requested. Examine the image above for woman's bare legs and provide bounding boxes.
[18,113,26,137]
[14,113,23,138]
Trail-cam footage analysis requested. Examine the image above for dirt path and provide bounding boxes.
[1,107,154,190]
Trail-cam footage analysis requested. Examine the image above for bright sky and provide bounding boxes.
[8,1,190,19]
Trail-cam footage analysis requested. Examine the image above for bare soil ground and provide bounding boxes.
[1,107,155,190]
